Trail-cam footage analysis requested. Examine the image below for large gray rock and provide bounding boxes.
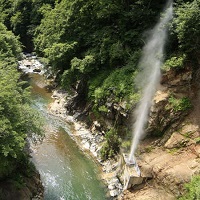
[164,132,188,149]
[110,189,120,197]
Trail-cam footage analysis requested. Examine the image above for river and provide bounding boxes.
[27,72,108,200]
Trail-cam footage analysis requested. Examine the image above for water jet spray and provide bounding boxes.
[122,1,173,190]
[129,0,173,162]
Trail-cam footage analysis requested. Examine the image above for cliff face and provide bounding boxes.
[0,169,44,200]
[119,65,200,199]
[148,67,193,139]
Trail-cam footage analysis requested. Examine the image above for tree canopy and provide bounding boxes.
[0,22,42,179]
[0,0,200,161]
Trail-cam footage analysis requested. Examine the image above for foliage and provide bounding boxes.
[178,175,200,200]
[33,0,168,72]
[71,55,95,74]
[0,23,21,59]
[100,128,121,160]
[0,0,178,115]
[92,65,139,112]
[98,105,109,113]
[0,0,55,51]
[167,96,192,112]
[173,0,200,54]
[43,42,78,70]
[0,0,200,161]
[121,140,131,152]
[61,54,95,89]
[194,137,200,144]
[0,21,43,179]
[87,69,112,100]
[163,54,186,70]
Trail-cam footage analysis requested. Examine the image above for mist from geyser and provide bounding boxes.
[129,1,173,162]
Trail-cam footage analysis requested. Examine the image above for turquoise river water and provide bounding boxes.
[29,73,108,200]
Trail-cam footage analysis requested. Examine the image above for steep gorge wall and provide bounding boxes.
[123,64,200,199]
[63,61,200,199]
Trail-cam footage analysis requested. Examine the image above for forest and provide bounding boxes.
[0,0,199,199]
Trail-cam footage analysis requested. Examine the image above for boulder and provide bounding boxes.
[110,189,120,197]
[82,140,91,150]
[108,184,115,190]
[164,132,188,149]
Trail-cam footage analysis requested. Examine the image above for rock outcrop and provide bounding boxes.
[0,170,44,200]
[119,66,200,199]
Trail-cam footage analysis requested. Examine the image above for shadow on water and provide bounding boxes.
[29,73,108,200]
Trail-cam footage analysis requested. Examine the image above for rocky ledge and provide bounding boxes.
[0,170,44,200]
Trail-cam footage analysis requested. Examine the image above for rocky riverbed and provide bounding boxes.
[18,53,123,198]
[48,90,124,198]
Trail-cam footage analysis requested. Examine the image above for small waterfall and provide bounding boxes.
[129,1,173,161]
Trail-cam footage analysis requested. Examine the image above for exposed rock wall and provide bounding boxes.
[119,66,200,199]
[147,67,193,139]
[0,170,44,200]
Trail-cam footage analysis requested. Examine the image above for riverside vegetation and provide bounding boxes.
[0,22,43,198]
[0,0,200,199]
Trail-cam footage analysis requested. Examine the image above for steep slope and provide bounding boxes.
[120,65,200,199]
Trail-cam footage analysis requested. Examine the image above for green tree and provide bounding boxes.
[0,0,55,51]
[174,0,200,54]
[0,22,42,179]
[100,128,121,160]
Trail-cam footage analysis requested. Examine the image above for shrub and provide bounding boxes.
[195,137,200,144]
[98,105,109,113]
[167,96,192,112]
[100,128,121,160]
[179,175,200,200]
[121,140,131,151]
[91,65,139,111]
[174,1,200,54]
[88,69,111,101]
[163,54,186,70]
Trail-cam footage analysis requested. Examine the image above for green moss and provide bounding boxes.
[144,146,154,153]
[178,175,200,200]
[194,137,200,144]
[183,131,195,138]
[166,96,192,112]
[167,148,179,155]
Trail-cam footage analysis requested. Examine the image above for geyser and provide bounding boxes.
[129,1,173,161]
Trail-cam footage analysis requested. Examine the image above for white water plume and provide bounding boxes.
[129,1,173,161]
